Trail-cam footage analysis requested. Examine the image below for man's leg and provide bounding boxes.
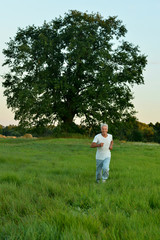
[102,157,111,180]
[96,159,103,182]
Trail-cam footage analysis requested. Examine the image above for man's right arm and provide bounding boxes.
[91,142,103,148]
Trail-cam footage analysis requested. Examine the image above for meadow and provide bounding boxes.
[0,137,160,240]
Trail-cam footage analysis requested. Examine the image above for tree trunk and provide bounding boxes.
[62,114,74,125]
[60,111,77,133]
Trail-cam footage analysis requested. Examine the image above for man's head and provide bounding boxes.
[101,123,108,135]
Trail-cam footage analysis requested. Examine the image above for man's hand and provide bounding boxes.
[99,143,104,147]
[91,142,104,148]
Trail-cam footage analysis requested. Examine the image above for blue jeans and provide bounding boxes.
[96,157,111,181]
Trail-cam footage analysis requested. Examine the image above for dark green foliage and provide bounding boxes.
[1,119,159,143]
[110,118,155,142]
[0,125,3,134]
[2,10,147,128]
[150,122,160,143]
[52,122,86,137]
[2,125,21,137]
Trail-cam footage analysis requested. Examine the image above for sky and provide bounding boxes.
[0,0,160,126]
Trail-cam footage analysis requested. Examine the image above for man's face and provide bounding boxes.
[101,126,108,135]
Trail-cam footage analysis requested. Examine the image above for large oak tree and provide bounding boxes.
[2,10,147,128]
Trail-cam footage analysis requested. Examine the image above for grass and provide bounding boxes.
[0,138,160,240]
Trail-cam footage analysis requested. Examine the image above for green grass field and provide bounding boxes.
[0,138,160,240]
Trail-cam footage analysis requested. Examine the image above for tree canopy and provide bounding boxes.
[2,10,147,128]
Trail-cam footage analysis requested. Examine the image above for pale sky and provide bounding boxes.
[0,0,160,126]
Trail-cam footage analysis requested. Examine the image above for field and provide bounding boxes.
[0,138,160,240]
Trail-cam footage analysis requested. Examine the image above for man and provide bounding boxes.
[91,123,113,183]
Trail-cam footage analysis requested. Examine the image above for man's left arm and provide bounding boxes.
[109,140,113,150]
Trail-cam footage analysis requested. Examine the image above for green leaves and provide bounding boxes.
[2,10,147,128]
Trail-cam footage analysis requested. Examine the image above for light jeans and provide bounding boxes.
[96,157,111,181]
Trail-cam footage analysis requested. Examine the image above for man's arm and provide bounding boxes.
[91,142,104,148]
[109,140,113,150]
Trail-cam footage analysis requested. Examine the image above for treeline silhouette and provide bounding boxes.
[0,119,160,143]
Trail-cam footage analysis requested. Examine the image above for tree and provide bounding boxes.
[137,121,154,142]
[2,125,21,137]
[0,125,3,134]
[149,122,160,143]
[2,10,147,128]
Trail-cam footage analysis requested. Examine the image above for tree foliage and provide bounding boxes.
[2,10,147,127]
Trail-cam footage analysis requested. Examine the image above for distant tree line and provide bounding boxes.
[0,119,160,143]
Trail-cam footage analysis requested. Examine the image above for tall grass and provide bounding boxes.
[0,138,160,240]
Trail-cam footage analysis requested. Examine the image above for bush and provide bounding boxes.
[52,123,86,137]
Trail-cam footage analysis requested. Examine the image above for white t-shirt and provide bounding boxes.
[93,133,113,160]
